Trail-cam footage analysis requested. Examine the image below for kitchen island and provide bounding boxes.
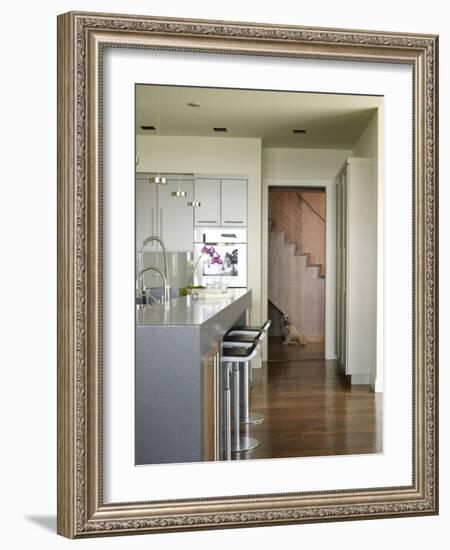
[135,288,252,465]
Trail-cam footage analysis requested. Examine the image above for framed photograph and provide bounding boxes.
[57,11,439,538]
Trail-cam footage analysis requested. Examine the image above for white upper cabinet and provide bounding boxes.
[136,175,194,253]
[220,179,248,226]
[158,179,194,252]
[193,177,248,227]
[136,174,157,251]
[194,179,221,226]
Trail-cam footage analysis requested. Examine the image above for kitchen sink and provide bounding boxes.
[136,286,179,307]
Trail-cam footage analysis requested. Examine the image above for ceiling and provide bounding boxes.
[136,85,382,149]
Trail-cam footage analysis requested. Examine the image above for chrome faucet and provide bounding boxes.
[140,236,168,281]
[136,266,170,305]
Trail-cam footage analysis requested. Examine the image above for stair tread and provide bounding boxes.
[271,226,325,275]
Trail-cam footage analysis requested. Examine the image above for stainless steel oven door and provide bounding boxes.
[194,242,247,288]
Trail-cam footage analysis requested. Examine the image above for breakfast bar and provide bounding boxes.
[135,289,252,465]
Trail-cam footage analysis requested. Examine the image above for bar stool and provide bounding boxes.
[223,332,264,425]
[227,320,272,425]
[221,342,260,454]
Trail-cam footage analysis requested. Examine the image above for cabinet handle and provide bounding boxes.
[197,220,217,224]
[224,220,244,224]
[151,207,155,236]
[159,208,163,239]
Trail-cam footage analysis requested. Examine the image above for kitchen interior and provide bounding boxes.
[135,84,383,466]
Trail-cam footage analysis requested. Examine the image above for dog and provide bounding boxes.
[281,314,307,346]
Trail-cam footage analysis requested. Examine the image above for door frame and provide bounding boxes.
[261,178,336,360]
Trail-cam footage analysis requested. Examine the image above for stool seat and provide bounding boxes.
[230,325,263,332]
[222,343,257,361]
[223,334,258,344]
[229,320,271,342]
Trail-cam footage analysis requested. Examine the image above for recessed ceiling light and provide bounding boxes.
[141,125,156,130]
[187,102,201,108]
[292,129,307,134]
[213,127,228,132]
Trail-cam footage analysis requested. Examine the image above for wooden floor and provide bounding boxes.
[233,337,383,461]
[268,338,326,362]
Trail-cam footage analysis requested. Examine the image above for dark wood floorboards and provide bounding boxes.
[268,338,326,362]
[233,337,383,461]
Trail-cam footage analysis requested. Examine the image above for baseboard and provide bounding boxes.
[336,360,349,381]
[371,377,384,393]
[351,374,370,385]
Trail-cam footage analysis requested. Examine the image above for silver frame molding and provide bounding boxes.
[57,11,439,538]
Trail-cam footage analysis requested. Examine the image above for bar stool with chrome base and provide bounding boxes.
[221,342,260,453]
[223,331,263,425]
[226,320,272,425]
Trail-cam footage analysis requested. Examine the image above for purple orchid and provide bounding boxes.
[201,245,221,260]
[200,245,223,267]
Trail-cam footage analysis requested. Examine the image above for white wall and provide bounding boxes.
[262,147,352,180]
[2,1,447,550]
[352,111,384,392]
[353,111,379,160]
[137,135,263,323]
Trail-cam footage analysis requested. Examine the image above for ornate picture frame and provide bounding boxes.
[57,11,438,538]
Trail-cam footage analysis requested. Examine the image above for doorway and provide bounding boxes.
[268,186,326,362]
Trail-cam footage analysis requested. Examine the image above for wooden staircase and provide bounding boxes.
[269,227,325,342]
[268,192,326,343]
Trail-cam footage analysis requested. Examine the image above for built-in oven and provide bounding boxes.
[193,228,247,288]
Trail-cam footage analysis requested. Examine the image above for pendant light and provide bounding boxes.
[149,91,167,185]
[187,101,201,208]
[172,187,187,198]
[171,105,187,198]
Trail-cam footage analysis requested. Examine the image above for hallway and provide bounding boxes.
[268,337,325,362]
[234,342,383,461]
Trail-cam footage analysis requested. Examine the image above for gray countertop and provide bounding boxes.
[136,288,251,327]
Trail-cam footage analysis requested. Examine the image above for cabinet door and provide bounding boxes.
[335,170,348,372]
[335,177,342,363]
[341,171,348,373]
[194,179,221,226]
[221,179,247,226]
[136,175,157,251]
[158,178,194,252]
